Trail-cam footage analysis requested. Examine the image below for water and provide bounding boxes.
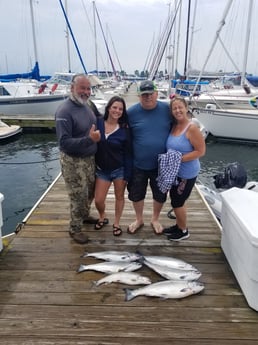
[0,132,60,236]
[199,138,258,187]
[1,133,258,237]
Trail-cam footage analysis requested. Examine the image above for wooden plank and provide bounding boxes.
[1,173,258,344]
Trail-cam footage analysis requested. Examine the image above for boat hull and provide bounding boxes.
[192,107,258,142]
[0,94,67,116]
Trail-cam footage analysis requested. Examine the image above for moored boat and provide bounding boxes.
[0,81,68,117]
[197,162,258,220]
[192,105,258,142]
[0,120,22,140]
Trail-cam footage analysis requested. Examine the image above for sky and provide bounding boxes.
[0,0,258,77]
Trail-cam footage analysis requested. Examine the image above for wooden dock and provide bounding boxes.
[1,173,258,344]
[0,114,55,128]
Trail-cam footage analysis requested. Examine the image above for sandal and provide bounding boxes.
[94,218,109,230]
[113,225,122,237]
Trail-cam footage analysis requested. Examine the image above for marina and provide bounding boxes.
[1,1,258,338]
[1,173,258,344]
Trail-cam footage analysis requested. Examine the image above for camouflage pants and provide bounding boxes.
[60,152,95,231]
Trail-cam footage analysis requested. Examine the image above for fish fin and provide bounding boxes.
[181,287,191,293]
[123,288,134,301]
[160,295,169,300]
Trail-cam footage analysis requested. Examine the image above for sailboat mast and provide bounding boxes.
[241,0,253,87]
[65,0,71,72]
[29,0,38,63]
[94,2,118,79]
[183,0,191,78]
[186,0,197,79]
[93,1,98,75]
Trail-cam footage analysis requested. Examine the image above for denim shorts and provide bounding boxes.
[96,166,125,182]
[127,167,167,203]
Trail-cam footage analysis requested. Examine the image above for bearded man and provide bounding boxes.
[55,74,101,244]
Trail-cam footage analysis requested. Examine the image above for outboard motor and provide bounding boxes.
[213,162,247,189]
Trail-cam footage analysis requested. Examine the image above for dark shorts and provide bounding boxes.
[170,176,197,208]
[127,167,167,203]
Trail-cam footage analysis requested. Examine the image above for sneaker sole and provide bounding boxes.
[168,233,190,241]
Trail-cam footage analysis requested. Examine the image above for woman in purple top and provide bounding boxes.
[163,96,206,241]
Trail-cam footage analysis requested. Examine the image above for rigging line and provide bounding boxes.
[0,157,59,165]
[148,16,171,78]
[107,25,123,72]
[150,0,181,81]
[94,2,118,79]
[217,36,240,73]
[58,0,88,74]
[189,0,234,100]
[81,0,107,75]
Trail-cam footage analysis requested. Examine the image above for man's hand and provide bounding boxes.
[89,124,101,142]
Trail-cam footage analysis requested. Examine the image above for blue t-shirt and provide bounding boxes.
[128,101,171,170]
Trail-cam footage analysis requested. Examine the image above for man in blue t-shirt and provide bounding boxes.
[127,80,172,235]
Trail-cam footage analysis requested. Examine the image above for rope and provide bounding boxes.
[0,157,59,165]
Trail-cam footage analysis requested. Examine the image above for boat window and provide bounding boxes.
[0,86,11,96]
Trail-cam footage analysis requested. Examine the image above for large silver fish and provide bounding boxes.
[141,254,199,271]
[124,280,205,301]
[143,260,202,281]
[77,261,142,274]
[94,272,152,286]
[82,250,142,262]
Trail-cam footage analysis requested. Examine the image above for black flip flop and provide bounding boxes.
[94,218,109,230]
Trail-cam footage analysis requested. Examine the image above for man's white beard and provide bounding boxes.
[73,93,88,106]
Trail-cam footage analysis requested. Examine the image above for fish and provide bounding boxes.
[94,272,152,286]
[124,280,205,301]
[82,250,142,262]
[77,261,142,274]
[139,253,199,271]
[143,260,202,281]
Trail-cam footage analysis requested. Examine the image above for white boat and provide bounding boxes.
[0,81,68,117]
[189,87,258,111]
[197,162,258,220]
[192,105,258,142]
[198,181,258,221]
[0,120,22,140]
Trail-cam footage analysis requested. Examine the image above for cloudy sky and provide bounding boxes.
[0,0,257,77]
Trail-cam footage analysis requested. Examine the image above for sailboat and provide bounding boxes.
[192,0,258,142]
[0,0,69,118]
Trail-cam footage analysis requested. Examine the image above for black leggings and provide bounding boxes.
[170,176,197,208]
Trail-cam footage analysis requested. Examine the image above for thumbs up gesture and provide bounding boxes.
[89,124,101,142]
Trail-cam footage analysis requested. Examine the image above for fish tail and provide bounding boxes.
[92,280,99,287]
[77,265,85,273]
[81,251,88,258]
[124,288,135,301]
[135,250,144,257]
[135,250,145,264]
